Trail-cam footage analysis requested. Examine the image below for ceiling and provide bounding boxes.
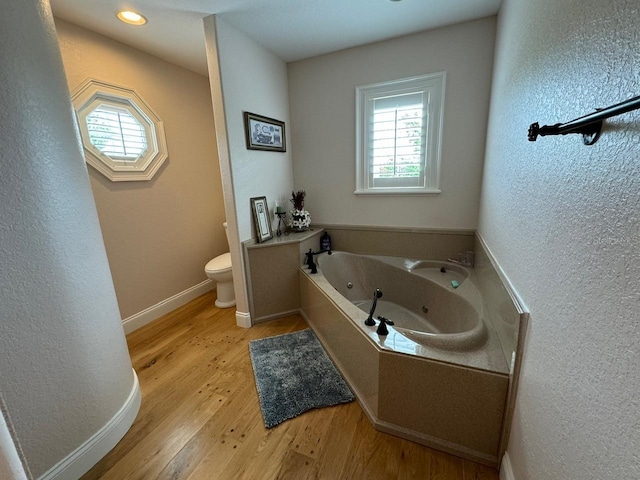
[49,0,502,76]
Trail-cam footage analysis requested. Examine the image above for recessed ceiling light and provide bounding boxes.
[117,10,147,26]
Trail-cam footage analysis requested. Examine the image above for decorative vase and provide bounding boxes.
[289,190,311,232]
[289,209,311,232]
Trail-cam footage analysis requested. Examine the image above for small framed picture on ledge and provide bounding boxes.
[250,196,273,243]
[243,112,286,152]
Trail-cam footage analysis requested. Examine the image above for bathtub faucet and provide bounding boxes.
[364,289,383,326]
[447,251,475,268]
[305,248,332,274]
[376,315,395,336]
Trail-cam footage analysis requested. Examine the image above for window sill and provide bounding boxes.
[354,189,441,196]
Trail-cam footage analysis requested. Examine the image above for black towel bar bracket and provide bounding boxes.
[528,95,640,145]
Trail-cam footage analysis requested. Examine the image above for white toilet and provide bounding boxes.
[205,222,235,308]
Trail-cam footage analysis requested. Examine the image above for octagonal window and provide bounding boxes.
[71,79,168,182]
[86,105,148,160]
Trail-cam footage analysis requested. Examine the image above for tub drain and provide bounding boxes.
[422,305,429,313]
[347,282,353,289]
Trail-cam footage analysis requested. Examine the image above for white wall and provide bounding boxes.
[288,17,496,229]
[212,17,294,242]
[479,1,640,479]
[204,16,294,324]
[0,1,137,477]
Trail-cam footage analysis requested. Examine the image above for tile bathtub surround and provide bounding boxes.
[245,225,474,324]
[244,229,323,323]
[296,228,530,467]
[245,242,301,321]
[471,234,529,462]
[315,224,475,261]
[379,352,508,463]
[471,236,525,367]
[300,274,380,417]
[300,272,508,467]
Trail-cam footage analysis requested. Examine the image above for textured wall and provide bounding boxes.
[0,1,135,476]
[55,19,226,319]
[478,0,640,479]
[288,17,496,229]
[203,16,295,322]
[213,17,294,243]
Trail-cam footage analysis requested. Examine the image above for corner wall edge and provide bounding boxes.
[500,451,516,480]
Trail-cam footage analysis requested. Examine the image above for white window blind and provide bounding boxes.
[72,79,168,181]
[355,72,445,195]
[370,92,426,188]
[86,105,147,160]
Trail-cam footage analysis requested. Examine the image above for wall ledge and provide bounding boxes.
[475,232,528,314]
[39,369,141,480]
[122,280,214,334]
[315,223,475,236]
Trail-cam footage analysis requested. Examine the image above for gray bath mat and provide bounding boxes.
[249,328,354,428]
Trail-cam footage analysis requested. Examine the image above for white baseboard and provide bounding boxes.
[122,280,214,334]
[500,452,515,480]
[235,311,252,328]
[39,369,141,480]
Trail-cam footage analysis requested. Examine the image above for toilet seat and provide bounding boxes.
[205,253,232,274]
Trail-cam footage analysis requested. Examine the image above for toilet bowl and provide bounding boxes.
[205,223,236,308]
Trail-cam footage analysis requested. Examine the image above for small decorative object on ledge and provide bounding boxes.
[320,231,332,251]
[528,94,640,145]
[250,196,273,243]
[288,190,311,232]
[274,201,288,237]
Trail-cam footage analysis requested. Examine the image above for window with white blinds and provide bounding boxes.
[86,105,148,160]
[72,79,168,182]
[356,73,445,195]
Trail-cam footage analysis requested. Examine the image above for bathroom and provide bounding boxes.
[1,1,638,480]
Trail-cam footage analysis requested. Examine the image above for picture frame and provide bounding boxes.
[250,196,273,243]
[243,112,286,152]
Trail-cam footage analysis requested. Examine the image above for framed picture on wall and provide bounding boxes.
[250,196,273,243]
[243,112,286,152]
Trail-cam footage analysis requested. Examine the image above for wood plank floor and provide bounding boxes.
[82,291,498,480]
